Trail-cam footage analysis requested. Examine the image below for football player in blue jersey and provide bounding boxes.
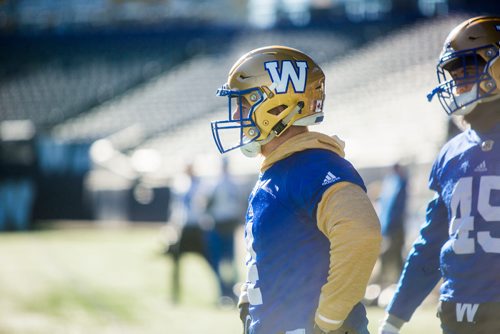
[210,45,382,334]
[379,16,500,334]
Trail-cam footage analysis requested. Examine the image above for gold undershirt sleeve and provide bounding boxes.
[314,182,382,331]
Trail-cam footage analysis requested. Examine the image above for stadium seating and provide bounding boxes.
[50,29,356,144]
[0,34,186,127]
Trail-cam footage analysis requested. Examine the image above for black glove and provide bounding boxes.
[239,302,251,334]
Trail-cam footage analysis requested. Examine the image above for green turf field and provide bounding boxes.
[0,226,439,334]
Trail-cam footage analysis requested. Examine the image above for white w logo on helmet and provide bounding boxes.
[264,60,308,94]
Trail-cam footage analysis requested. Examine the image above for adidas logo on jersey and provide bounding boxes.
[474,160,487,173]
[322,172,339,186]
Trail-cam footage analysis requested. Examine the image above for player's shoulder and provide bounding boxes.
[429,130,479,190]
[286,148,351,172]
[284,149,365,189]
[290,148,351,167]
[434,130,475,169]
[276,149,365,211]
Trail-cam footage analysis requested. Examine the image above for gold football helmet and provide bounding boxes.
[427,16,500,115]
[211,45,325,157]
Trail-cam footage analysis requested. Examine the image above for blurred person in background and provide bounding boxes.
[211,45,381,334]
[205,157,246,305]
[0,178,35,231]
[376,163,408,287]
[379,16,500,334]
[0,129,37,232]
[166,161,212,303]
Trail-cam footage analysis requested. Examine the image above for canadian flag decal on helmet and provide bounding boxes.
[264,60,308,94]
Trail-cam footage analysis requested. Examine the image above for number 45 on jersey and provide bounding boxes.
[451,176,500,254]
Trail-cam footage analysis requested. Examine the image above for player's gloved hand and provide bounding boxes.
[378,321,400,334]
[239,302,250,333]
[378,314,404,334]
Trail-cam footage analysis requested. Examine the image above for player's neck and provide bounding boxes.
[261,126,309,157]
[465,104,500,133]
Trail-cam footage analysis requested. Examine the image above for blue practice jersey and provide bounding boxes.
[387,126,500,321]
[244,149,367,334]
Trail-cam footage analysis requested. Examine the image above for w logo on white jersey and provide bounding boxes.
[264,60,308,94]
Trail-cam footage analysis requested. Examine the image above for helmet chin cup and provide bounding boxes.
[454,102,478,116]
[455,92,500,116]
[240,141,261,158]
[452,84,479,116]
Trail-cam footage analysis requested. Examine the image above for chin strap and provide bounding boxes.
[271,101,305,136]
[240,102,304,158]
[427,85,446,102]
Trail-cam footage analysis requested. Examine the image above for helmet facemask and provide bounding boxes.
[211,85,264,154]
[429,45,499,115]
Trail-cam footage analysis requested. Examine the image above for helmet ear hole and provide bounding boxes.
[267,104,287,116]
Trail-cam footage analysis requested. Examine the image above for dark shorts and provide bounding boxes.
[437,301,500,334]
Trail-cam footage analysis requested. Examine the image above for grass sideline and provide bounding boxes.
[0,225,439,334]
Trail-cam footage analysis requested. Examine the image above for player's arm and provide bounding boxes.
[380,192,449,333]
[315,182,382,332]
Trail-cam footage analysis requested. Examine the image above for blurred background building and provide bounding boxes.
[0,0,499,231]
